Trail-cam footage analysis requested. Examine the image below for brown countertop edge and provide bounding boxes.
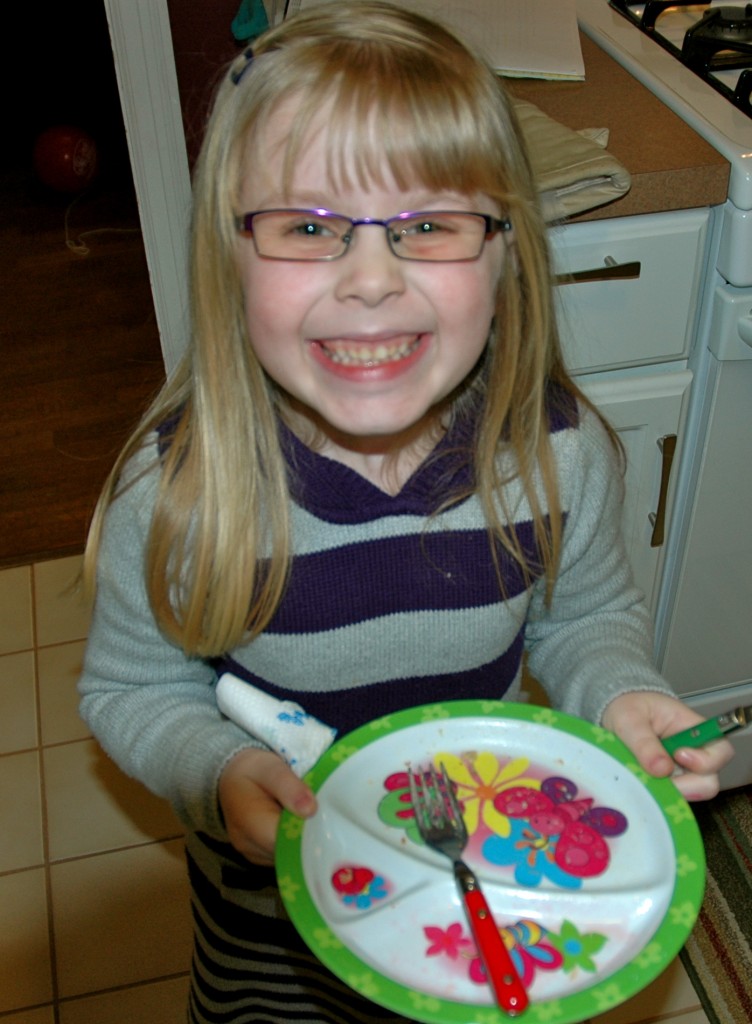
[507,34,730,222]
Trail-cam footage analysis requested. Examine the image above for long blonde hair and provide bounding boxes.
[85,0,604,656]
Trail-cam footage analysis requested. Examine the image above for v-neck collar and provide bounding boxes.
[280,413,477,524]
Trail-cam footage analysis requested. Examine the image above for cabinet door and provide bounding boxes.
[550,209,709,373]
[578,370,692,610]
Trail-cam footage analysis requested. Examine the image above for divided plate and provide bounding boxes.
[276,700,704,1023]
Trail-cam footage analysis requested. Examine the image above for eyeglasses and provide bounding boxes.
[235,208,512,262]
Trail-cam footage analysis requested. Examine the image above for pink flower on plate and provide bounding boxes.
[424,923,475,960]
[433,751,541,838]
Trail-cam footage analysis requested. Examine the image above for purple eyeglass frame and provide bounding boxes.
[234,208,512,261]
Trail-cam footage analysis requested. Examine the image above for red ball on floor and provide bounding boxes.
[32,125,99,194]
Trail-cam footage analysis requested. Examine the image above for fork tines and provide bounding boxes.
[409,763,466,837]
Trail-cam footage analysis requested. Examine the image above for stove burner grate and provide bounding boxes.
[610,0,752,115]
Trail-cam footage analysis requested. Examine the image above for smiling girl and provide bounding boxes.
[78,3,731,1021]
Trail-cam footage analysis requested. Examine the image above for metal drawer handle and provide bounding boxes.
[648,434,677,548]
[555,255,642,285]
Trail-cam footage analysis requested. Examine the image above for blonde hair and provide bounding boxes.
[84,0,606,656]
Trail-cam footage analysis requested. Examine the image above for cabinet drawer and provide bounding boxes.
[549,209,710,373]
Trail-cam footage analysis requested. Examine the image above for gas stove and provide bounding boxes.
[609,1,752,115]
[576,0,752,212]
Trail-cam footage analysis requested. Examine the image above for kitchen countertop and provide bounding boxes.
[507,34,730,221]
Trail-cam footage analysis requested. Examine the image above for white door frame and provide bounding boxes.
[103,0,191,373]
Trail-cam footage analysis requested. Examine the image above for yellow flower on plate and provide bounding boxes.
[433,750,541,836]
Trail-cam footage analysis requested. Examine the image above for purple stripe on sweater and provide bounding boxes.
[266,522,542,634]
[217,629,524,737]
[281,384,579,525]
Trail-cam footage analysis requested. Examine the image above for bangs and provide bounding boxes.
[251,24,521,205]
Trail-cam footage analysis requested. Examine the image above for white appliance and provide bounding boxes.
[576,0,752,789]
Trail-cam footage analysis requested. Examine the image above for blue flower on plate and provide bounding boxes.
[341,875,389,909]
[482,819,583,889]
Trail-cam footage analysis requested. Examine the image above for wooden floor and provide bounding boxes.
[0,176,166,568]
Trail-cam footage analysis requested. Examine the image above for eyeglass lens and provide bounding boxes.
[247,210,492,261]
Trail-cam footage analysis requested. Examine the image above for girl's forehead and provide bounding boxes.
[241,96,400,203]
[237,87,503,209]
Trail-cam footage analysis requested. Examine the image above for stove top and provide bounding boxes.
[576,0,752,209]
[610,1,752,114]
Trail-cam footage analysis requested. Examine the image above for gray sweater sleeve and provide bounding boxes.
[524,405,675,723]
[78,447,258,839]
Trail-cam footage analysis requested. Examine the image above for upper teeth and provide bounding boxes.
[321,336,420,366]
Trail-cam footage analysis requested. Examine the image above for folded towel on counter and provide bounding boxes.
[216,672,337,776]
[512,97,631,222]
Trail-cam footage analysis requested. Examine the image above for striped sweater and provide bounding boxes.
[79,396,673,845]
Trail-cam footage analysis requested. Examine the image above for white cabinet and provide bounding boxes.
[549,209,709,607]
[549,209,709,373]
[577,371,692,610]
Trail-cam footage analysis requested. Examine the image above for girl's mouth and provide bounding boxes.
[314,334,423,367]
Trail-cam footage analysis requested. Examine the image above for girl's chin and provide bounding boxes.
[298,400,444,455]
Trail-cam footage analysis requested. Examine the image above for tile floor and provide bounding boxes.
[0,556,713,1024]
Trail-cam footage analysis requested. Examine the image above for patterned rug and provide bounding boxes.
[679,786,752,1023]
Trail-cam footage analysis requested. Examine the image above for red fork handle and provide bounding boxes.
[458,870,529,1016]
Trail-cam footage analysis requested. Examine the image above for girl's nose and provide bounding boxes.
[333,225,407,306]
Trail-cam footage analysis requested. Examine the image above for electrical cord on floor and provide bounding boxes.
[64,190,141,256]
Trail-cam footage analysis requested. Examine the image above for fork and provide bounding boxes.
[408,762,529,1016]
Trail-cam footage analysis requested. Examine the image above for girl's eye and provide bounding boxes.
[284,216,340,239]
[401,216,458,236]
[405,219,442,236]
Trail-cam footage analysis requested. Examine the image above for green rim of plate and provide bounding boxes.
[276,699,705,1024]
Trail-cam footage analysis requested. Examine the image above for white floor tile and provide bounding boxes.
[33,556,91,647]
[674,1010,713,1024]
[0,651,37,754]
[0,868,53,1013]
[37,640,89,746]
[44,739,184,861]
[0,750,44,872]
[51,838,192,998]
[0,565,33,655]
[58,975,190,1024]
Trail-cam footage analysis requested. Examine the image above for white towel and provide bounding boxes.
[512,98,632,222]
[215,672,337,776]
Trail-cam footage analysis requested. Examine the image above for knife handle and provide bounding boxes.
[456,865,528,1015]
[662,717,725,756]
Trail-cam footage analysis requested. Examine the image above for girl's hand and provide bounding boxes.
[601,691,734,802]
[218,748,317,865]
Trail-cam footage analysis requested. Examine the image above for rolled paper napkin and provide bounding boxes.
[215,672,338,776]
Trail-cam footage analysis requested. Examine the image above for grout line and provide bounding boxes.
[53,970,191,1007]
[29,563,39,654]
[0,743,43,760]
[46,832,187,869]
[0,1002,55,1021]
[32,562,63,1024]
[36,636,91,653]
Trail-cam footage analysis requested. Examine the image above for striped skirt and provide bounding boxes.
[186,836,412,1024]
